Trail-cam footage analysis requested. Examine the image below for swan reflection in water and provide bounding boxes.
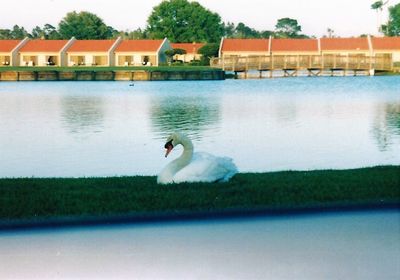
[157,132,237,184]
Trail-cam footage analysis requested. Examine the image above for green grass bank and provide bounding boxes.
[0,166,399,227]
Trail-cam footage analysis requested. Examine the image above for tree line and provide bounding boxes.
[1,0,325,42]
[2,0,399,42]
[371,1,400,36]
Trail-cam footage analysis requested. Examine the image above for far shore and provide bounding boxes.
[0,66,225,81]
[1,166,399,230]
[1,65,400,82]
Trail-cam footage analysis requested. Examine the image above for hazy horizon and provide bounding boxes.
[1,0,398,38]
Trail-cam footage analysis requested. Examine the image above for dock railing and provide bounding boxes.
[210,54,393,74]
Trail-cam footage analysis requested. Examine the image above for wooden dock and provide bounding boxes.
[210,55,393,78]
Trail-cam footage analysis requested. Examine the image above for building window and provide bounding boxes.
[0,56,11,66]
[70,56,85,66]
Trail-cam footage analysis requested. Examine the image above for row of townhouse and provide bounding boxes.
[1,36,400,67]
[218,36,400,62]
[0,37,173,67]
[0,38,205,67]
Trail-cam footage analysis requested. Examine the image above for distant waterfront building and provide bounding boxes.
[320,37,370,57]
[170,43,205,63]
[213,36,400,74]
[270,38,319,56]
[371,37,400,63]
[217,37,400,63]
[114,38,171,66]
[66,38,121,66]
[18,39,74,66]
[0,39,28,66]
[0,37,399,68]
[219,38,270,58]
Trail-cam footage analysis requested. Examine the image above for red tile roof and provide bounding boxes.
[271,39,318,52]
[19,40,69,52]
[320,38,369,51]
[221,39,269,52]
[115,40,164,52]
[0,40,21,52]
[171,43,205,54]
[371,37,400,50]
[67,40,117,52]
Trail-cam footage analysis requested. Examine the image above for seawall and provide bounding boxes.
[0,70,225,81]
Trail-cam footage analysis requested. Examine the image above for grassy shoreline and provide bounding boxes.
[1,166,399,228]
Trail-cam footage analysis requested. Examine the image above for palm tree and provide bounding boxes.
[327,28,334,38]
[371,1,389,33]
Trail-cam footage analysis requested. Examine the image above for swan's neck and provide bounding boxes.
[158,135,194,184]
[173,136,193,170]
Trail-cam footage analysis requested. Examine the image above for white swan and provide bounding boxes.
[157,132,237,184]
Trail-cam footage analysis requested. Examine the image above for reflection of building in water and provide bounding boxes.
[150,95,221,140]
[61,96,105,136]
[371,103,400,151]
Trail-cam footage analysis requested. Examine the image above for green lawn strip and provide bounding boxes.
[0,66,218,72]
[0,166,399,223]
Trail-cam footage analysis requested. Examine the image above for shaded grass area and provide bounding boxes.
[0,66,218,72]
[0,166,399,224]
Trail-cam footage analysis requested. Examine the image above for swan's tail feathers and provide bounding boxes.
[219,157,238,182]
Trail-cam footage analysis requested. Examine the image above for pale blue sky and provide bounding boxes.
[1,0,398,37]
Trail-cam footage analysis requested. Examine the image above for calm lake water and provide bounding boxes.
[0,76,399,177]
[0,210,399,279]
[1,78,399,279]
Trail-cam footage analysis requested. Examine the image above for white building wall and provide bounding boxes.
[85,55,93,65]
[38,55,47,66]
[11,38,29,66]
[133,54,141,64]
[60,37,76,67]
[157,38,172,65]
[108,37,122,66]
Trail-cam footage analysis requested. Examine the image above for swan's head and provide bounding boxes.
[163,132,184,157]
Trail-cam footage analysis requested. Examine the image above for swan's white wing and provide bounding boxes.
[173,152,237,183]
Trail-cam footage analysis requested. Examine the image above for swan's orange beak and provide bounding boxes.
[164,140,173,158]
